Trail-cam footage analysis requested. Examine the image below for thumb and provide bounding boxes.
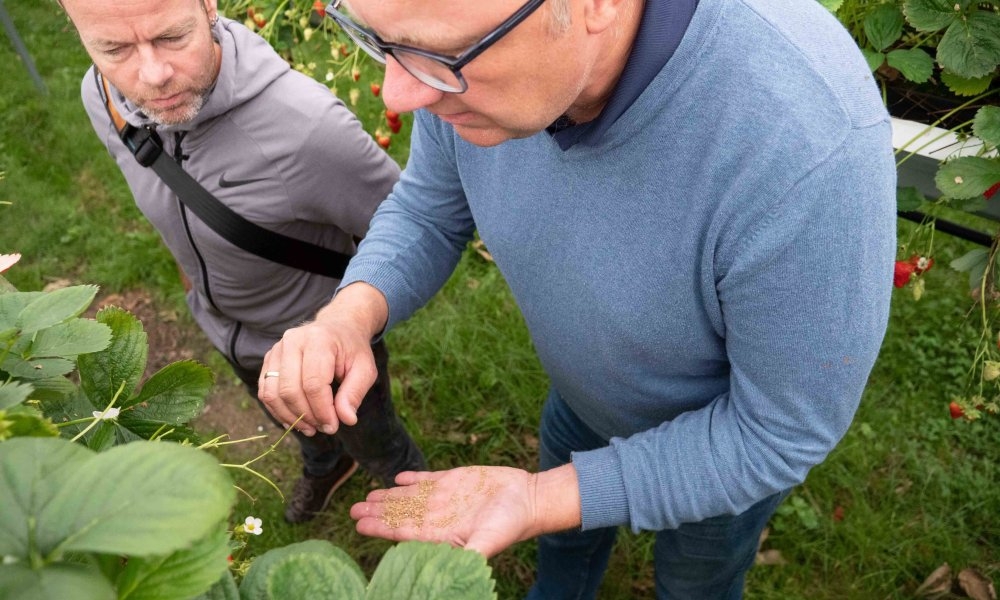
[333,364,374,426]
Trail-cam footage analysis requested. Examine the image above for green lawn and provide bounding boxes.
[2,2,997,598]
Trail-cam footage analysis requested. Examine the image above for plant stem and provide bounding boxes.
[69,380,126,443]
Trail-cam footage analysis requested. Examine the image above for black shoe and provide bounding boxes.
[284,456,359,523]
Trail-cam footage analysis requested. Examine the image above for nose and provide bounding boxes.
[136,45,173,88]
[380,56,444,114]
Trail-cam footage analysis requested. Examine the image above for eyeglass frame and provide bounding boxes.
[324,0,549,93]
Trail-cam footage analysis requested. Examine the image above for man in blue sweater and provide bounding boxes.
[259,0,896,596]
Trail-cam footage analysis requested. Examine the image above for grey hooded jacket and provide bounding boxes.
[80,17,400,371]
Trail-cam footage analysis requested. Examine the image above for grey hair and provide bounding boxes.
[546,0,572,33]
[545,0,642,36]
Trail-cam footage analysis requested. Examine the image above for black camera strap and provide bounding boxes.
[95,70,351,279]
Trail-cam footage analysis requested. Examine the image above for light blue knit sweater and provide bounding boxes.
[342,0,897,532]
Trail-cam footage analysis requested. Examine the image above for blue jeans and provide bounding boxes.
[229,339,426,485]
[527,390,790,600]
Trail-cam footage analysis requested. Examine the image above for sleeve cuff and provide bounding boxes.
[572,444,630,530]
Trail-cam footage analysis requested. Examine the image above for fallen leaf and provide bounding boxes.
[42,278,73,292]
[832,505,845,522]
[755,549,787,566]
[915,563,953,598]
[757,526,770,548]
[958,568,997,600]
[471,239,493,262]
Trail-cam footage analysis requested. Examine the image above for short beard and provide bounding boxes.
[139,86,212,126]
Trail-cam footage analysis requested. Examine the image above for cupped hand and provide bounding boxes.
[350,466,541,558]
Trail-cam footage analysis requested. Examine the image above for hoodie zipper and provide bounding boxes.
[172,131,218,313]
[171,131,247,369]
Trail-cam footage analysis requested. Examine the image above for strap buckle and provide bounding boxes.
[120,124,163,167]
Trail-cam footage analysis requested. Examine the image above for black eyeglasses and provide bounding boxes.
[325,0,548,93]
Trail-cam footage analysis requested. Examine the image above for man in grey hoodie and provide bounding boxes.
[62,0,426,523]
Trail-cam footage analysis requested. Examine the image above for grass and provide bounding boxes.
[2,2,999,598]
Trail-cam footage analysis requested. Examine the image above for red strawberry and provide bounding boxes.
[385,109,400,122]
[313,0,325,14]
[351,68,361,82]
[893,260,915,288]
[832,505,845,522]
[985,181,1000,200]
[388,119,402,133]
[371,83,381,97]
[949,401,964,419]
[247,6,256,18]
[339,43,349,57]
[376,135,391,149]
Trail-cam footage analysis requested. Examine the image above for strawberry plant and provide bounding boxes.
[218,0,412,164]
[0,266,498,598]
[833,0,1000,100]
[824,1,1000,422]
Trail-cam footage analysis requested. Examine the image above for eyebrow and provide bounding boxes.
[88,17,198,50]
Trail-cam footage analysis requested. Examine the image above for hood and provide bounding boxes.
[108,16,289,132]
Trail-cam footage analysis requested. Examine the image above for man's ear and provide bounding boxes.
[203,0,219,20]
[583,0,632,34]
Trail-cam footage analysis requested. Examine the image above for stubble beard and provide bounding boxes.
[136,83,213,126]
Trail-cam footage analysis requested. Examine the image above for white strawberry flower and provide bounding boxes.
[92,407,121,421]
[0,253,21,274]
[244,516,263,536]
[916,256,931,271]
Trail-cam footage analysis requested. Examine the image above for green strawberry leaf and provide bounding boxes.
[367,541,497,600]
[240,540,367,600]
[0,379,34,409]
[862,48,886,72]
[266,553,366,599]
[940,71,995,96]
[116,414,200,443]
[14,285,99,334]
[935,156,1000,199]
[886,48,935,83]
[0,562,115,600]
[865,3,905,52]
[36,439,234,557]
[23,375,77,403]
[897,186,927,212]
[937,11,1000,79]
[116,523,231,600]
[950,248,990,291]
[191,571,240,600]
[973,105,1000,148]
[1,356,76,380]
[25,319,112,359]
[903,0,964,32]
[0,437,93,558]
[123,360,213,423]
[0,291,42,330]
[78,307,147,411]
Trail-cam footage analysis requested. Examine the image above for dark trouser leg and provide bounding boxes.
[332,339,427,486]
[527,388,616,600]
[653,488,790,599]
[228,339,425,485]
